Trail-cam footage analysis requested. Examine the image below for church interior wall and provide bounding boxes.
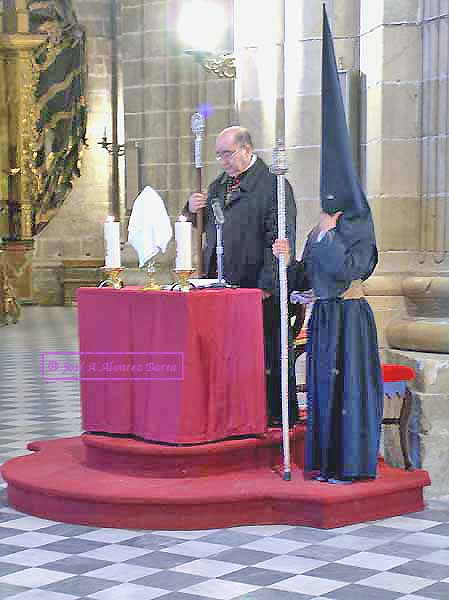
[18,0,449,493]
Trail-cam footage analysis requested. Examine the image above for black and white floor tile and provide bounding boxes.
[1,307,449,599]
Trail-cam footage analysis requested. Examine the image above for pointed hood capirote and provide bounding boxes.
[320,4,377,280]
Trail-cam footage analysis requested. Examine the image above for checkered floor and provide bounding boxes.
[1,307,449,600]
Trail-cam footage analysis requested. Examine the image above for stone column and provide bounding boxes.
[359,0,421,344]
[384,1,449,354]
[361,1,449,496]
[235,0,360,247]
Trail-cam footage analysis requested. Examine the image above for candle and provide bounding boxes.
[104,216,121,268]
[175,215,192,270]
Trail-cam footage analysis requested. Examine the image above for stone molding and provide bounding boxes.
[386,276,449,353]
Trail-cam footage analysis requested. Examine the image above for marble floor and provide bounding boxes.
[0,307,449,600]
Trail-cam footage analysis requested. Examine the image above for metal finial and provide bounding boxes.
[191,112,205,169]
[270,139,288,176]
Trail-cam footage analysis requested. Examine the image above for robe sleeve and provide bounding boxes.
[287,260,310,292]
[310,228,377,282]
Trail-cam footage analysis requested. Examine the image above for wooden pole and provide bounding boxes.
[191,112,205,277]
[195,168,203,277]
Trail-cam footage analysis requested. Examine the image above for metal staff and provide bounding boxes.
[271,142,291,481]
[191,112,206,277]
[270,0,291,481]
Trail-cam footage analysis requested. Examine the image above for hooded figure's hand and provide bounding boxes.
[318,211,342,233]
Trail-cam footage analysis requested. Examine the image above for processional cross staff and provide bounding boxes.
[191,112,206,277]
[271,0,291,481]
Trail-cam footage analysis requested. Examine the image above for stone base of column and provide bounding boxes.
[386,276,449,353]
[382,348,449,498]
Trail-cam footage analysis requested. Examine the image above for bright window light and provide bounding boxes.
[178,1,227,52]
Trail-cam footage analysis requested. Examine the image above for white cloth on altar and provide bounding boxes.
[127,186,172,267]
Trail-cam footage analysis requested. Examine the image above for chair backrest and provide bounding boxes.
[382,364,416,383]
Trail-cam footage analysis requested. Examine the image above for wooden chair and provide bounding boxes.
[381,364,415,471]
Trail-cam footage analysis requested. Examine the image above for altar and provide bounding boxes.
[77,286,267,444]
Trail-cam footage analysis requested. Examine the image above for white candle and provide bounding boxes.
[104,216,121,268]
[175,216,192,270]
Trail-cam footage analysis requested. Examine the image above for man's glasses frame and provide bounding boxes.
[215,147,242,162]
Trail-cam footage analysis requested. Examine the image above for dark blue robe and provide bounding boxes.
[289,217,383,479]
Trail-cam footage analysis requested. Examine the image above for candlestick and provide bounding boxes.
[172,269,195,292]
[99,267,125,289]
[143,257,161,291]
[104,216,121,268]
[175,216,192,271]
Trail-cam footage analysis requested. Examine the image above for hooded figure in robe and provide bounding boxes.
[274,6,383,482]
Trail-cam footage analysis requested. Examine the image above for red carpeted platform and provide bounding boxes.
[1,429,431,530]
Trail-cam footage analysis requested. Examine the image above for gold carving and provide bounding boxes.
[19,49,40,239]
[185,50,236,79]
[0,33,45,240]
[0,251,20,325]
[0,2,87,239]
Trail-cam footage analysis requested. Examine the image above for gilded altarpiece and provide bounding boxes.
[0,1,87,304]
[0,33,44,302]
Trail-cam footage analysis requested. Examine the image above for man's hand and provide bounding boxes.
[272,238,291,265]
[262,290,272,300]
[318,211,342,233]
[188,192,207,214]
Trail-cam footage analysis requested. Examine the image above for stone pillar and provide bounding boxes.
[235,1,360,248]
[360,1,449,496]
[359,0,421,344]
[384,2,449,354]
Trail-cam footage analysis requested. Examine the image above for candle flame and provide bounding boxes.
[178,215,187,222]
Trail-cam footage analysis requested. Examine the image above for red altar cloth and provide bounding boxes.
[77,287,267,444]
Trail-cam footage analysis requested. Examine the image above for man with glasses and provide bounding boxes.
[186,126,298,427]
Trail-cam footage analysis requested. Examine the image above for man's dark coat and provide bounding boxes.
[202,157,296,291]
[186,156,298,425]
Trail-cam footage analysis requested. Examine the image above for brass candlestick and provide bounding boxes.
[171,269,195,292]
[143,258,161,291]
[99,267,124,289]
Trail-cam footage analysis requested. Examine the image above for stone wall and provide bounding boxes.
[120,0,234,278]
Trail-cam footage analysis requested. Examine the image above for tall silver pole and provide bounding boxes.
[270,0,291,481]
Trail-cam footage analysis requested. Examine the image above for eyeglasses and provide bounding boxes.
[215,148,241,161]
